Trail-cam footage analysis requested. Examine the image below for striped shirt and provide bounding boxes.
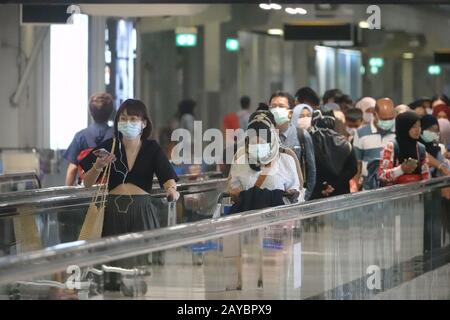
[353,122,396,178]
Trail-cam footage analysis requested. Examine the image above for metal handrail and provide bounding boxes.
[0,172,41,189]
[0,178,227,218]
[0,175,448,285]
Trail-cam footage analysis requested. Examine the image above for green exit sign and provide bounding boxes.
[226,38,240,52]
[428,65,441,76]
[176,34,197,47]
[369,57,384,68]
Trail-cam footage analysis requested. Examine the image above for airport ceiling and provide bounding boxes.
[79,4,210,17]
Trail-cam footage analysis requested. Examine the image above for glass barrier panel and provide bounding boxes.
[0,177,448,300]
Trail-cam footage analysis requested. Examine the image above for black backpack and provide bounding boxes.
[296,128,307,187]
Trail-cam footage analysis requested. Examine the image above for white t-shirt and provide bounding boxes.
[228,152,302,201]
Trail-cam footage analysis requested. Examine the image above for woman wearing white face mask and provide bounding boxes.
[80,99,180,290]
[291,104,313,131]
[419,115,450,177]
[81,99,179,234]
[228,111,304,213]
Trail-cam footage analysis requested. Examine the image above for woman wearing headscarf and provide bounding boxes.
[419,115,450,177]
[291,103,313,131]
[228,111,304,213]
[378,111,430,185]
[432,104,450,121]
[309,110,358,199]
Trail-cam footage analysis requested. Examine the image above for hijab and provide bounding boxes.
[310,110,352,176]
[245,111,280,171]
[432,104,450,120]
[291,104,313,124]
[395,111,421,163]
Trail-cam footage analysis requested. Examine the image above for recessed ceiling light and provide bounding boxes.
[285,7,297,15]
[359,21,369,29]
[268,28,284,36]
[271,3,282,10]
[259,3,271,10]
[403,52,414,59]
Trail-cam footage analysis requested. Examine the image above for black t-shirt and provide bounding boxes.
[80,138,178,192]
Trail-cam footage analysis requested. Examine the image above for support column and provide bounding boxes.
[203,22,221,130]
[88,16,106,99]
[402,59,413,105]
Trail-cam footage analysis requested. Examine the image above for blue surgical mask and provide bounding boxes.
[270,107,290,126]
[118,121,142,139]
[378,119,395,131]
[248,143,271,164]
[421,130,439,143]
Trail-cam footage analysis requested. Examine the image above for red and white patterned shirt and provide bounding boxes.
[378,141,430,184]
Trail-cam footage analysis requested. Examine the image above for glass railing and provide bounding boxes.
[0,178,227,258]
[0,176,449,300]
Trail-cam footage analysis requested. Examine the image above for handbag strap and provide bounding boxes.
[254,173,268,189]
[99,138,116,207]
[91,138,116,206]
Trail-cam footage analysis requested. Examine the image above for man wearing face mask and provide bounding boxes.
[344,108,363,143]
[268,91,316,200]
[353,98,397,190]
[355,97,376,125]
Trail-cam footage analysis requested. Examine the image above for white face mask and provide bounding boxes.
[421,130,439,143]
[270,107,290,126]
[248,143,272,164]
[297,117,312,130]
[118,121,143,139]
[363,112,373,124]
[426,108,433,115]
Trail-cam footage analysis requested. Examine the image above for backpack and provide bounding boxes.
[76,147,95,183]
[296,128,307,188]
[76,129,111,184]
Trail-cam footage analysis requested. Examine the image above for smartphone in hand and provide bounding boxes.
[93,148,111,158]
[405,158,418,167]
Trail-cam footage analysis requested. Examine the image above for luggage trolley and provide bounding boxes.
[190,192,232,266]
[7,266,103,300]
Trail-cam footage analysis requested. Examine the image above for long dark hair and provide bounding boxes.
[114,99,153,140]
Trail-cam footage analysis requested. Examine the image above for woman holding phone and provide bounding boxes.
[378,111,430,185]
[80,99,179,237]
[80,99,179,291]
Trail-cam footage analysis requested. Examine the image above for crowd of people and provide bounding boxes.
[64,90,450,227]
[223,89,450,213]
[60,89,449,288]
